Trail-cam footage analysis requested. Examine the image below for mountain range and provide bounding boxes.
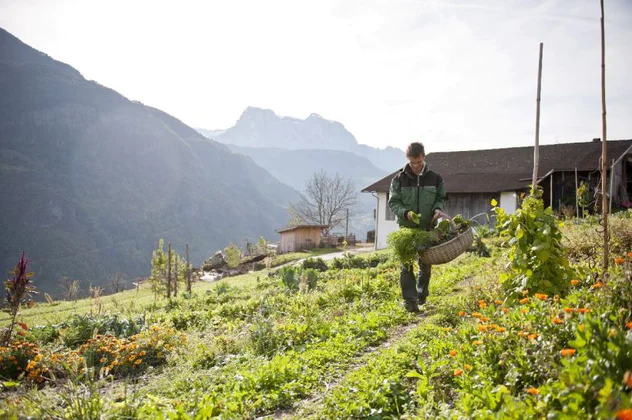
[198,107,404,173]
[0,27,299,296]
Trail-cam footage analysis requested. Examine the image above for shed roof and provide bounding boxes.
[277,224,328,234]
[362,139,632,194]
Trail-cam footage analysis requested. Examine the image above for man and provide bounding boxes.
[388,142,448,313]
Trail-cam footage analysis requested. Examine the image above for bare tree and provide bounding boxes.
[58,276,81,301]
[291,171,357,236]
[108,272,127,294]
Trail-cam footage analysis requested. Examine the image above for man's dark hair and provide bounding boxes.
[406,142,425,158]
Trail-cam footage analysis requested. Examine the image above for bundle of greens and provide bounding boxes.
[387,214,471,267]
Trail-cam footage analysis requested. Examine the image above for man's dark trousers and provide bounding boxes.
[400,258,432,304]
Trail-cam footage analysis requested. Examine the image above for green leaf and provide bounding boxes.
[406,370,424,379]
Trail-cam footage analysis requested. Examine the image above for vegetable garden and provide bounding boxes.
[1,199,632,419]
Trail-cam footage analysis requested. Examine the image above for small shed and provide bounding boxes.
[277,225,328,253]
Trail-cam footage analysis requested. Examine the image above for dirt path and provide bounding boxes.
[261,274,476,420]
[264,312,428,420]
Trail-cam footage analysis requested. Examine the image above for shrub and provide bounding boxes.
[0,340,39,380]
[493,194,574,298]
[60,314,145,348]
[302,258,328,272]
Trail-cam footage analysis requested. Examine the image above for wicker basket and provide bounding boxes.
[418,228,474,265]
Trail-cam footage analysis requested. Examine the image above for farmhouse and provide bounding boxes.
[362,139,632,250]
[277,224,328,253]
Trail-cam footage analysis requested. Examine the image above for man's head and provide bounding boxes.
[406,142,425,175]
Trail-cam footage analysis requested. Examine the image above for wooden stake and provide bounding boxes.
[532,42,543,192]
[174,257,178,297]
[167,243,172,298]
[575,167,579,217]
[186,243,191,294]
[601,0,609,272]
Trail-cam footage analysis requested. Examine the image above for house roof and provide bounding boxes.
[361,139,632,194]
[277,224,328,234]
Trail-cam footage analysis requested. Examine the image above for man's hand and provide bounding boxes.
[406,211,420,224]
[431,209,449,224]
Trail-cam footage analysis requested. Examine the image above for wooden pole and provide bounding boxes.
[167,243,172,298]
[601,0,609,272]
[186,243,191,294]
[575,167,579,217]
[609,159,615,212]
[174,257,178,297]
[532,42,543,192]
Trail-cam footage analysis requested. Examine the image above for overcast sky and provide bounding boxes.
[1,0,631,153]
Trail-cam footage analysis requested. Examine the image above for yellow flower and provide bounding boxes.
[494,300,503,305]
[519,297,529,304]
[472,340,483,346]
[472,312,483,319]
[134,359,142,365]
[495,326,506,333]
[454,369,463,377]
[478,300,487,309]
[464,364,472,371]
[520,308,529,314]
[527,387,540,395]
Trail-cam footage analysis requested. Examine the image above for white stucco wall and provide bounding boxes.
[373,192,399,250]
[500,191,518,214]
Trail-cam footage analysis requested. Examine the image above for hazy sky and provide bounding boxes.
[1,0,631,153]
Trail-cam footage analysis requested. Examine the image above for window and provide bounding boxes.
[385,193,396,221]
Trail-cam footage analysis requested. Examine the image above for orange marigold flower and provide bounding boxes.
[579,323,585,332]
[454,369,463,377]
[494,300,503,305]
[591,281,605,289]
[624,371,632,388]
[535,293,548,301]
[478,300,487,309]
[526,387,540,395]
[480,316,490,322]
[628,252,632,258]
[495,326,506,333]
[444,327,452,332]
[615,257,625,265]
[458,311,466,317]
[577,308,590,314]
[521,308,529,314]
[563,307,574,313]
[472,340,483,346]
[570,279,579,286]
[520,297,529,304]
[464,364,473,371]
[477,325,488,332]
[17,322,28,330]
[552,318,564,325]
[501,308,509,313]
[626,321,632,330]
[616,409,632,420]
[518,331,529,338]
[528,333,539,340]
[561,348,576,357]
[472,312,483,319]
[449,350,457,357]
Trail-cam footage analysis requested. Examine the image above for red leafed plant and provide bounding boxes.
[2,251,36,345]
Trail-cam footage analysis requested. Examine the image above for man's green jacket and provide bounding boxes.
[388,163,447,230]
